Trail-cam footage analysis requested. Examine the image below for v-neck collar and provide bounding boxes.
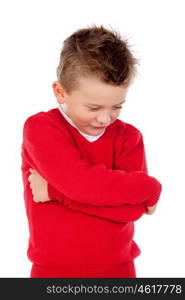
[56,106,118,145]
[58,104,107,143]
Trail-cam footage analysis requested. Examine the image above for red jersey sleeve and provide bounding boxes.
[115,127,148,173]
[22,114,162,207]
[47,124,150,223]
[47,185,146,223]
[115,126,162,206]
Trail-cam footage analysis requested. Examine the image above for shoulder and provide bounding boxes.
[22,108,70,138]
[23,108,66,129]
[114,118,143,141]
[112,120,146,158]
[23,108,58,125]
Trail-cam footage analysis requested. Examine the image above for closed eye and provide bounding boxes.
[89,106,122,111]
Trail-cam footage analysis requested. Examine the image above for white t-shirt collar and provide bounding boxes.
[58,103,106,142]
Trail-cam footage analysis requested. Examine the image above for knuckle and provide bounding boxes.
[33,196,39,202]
[28,175,33,182]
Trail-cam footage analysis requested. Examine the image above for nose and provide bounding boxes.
[96,113,111,126]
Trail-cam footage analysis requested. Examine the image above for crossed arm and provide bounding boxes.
[28,167,158,223]
[25,116,160,223]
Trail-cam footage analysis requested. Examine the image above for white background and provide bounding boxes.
[0,0,184,277]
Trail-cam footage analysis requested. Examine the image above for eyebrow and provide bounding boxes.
[85,100,126,107]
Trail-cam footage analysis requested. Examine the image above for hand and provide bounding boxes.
[28,168,51,203]
[145,203,158,215]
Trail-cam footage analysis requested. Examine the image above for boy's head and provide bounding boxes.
[53,24,139,136]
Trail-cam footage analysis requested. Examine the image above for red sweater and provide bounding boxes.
[21,108,162,275]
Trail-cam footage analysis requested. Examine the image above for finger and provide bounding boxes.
[147,208,155,214]
[145,208,154,215]
[145,211,153,215]
[28,174,32,182]
[146,211,154,215]
[33,196,39,202]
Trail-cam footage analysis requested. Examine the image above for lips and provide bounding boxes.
[92,126,106,129]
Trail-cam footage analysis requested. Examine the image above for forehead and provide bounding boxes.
[75,76,128,104]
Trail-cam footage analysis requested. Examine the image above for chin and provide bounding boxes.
[80,125,106,136]
[88,131,99,136]
[90,128,105,135]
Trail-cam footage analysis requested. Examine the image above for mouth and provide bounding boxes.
[92,126,106,129]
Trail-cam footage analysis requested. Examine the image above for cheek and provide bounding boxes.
[73,115,90,126]
[78,111,94,123]
[112,110,121,118]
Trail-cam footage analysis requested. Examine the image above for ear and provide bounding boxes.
[52,81,66,104]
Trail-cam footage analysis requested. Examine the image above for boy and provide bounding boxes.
[21,24,162,278]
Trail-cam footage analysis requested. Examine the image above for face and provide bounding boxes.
[53,76,129,136]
